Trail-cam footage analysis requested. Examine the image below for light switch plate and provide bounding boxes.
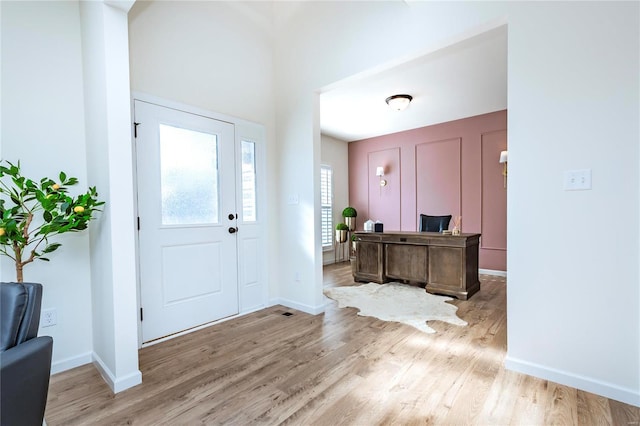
[563,169,592,191]
[287,194,299,205]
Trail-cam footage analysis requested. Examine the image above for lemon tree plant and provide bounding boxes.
[0,161,104,282]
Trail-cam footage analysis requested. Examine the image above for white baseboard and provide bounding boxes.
[51,351,92,375]
[92,352,142,394]
[269,297,325,315]
[51,351,142,394]
[479,268,507,277]
[505,356,640,407]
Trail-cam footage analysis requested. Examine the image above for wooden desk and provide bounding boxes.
[352,231,481,300]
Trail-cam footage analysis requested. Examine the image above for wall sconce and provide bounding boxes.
[385,94,412,111]
[499,150,508,188]
[376,166,387,186]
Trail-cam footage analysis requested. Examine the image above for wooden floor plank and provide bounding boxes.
[44,262,638,425]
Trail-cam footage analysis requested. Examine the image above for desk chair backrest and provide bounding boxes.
[418,214,452,233]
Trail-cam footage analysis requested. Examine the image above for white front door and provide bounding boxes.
[134,100,239,343]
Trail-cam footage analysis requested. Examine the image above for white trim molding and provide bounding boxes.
[92,352,142,394]
[51,352,92,375]
[269,298,326,315]
[505,356,640,407]
[479,268,507,277]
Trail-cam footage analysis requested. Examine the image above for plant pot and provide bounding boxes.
[335,229,348,243]
[344,216,356,231]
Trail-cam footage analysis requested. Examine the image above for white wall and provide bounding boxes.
[273,1,639,406]
[321,134,349,265]
[0,0,94,372]
[2,0,141,391]
[505,2,639,405]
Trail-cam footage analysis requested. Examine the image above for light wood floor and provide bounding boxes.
[45,262,639,425]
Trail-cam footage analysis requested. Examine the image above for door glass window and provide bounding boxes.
[159,124,219,225]
[241,140,257,222]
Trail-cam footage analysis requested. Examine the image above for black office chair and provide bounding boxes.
[418,214,452,232]
[1,282,53,426]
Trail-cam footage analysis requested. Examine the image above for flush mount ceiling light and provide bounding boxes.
[385,94,413,111]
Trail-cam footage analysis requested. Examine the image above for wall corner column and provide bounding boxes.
[80,0,141,393]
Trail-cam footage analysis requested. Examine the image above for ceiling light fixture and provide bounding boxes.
[385,94,413,111]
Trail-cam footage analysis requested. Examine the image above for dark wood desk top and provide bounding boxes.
[353,231,480,247]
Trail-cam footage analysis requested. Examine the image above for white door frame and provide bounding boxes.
[131,92,269,347]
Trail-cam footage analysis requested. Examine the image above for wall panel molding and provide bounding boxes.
[415,137,462,223]
[367,147,401,230]
[480,130,507,251]
[348,110,508,270]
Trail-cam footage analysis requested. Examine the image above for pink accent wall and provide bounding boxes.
[367,148,401,229]
[416,138,462,220]
[348,110,507,271]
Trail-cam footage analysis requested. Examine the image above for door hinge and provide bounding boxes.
[137,216,140,230]
[140,307,143,321]
[134,122,140,138]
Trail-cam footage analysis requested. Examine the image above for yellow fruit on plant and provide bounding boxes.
[73,206,85,213]
[52,183,60,190]
[0,228,5,236]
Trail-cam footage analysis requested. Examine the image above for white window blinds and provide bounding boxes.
[320,165,333,247]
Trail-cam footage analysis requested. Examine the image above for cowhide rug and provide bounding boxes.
[324,282,467,334]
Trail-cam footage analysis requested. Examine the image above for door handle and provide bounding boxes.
[228,227,238,234]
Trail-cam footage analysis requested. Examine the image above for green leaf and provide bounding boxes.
[12,176,25,189]
[0,160,105,280]
[42,243,61,254]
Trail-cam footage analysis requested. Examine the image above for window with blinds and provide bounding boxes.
[321,165,333,248]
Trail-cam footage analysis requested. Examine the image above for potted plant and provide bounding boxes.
[342,206,357,231]
[0,161,104,282]
[335,222,349,243]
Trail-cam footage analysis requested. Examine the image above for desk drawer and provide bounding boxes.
[354,241,384,282]
[385,244,427,283]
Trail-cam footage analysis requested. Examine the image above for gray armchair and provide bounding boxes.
[1,282,53,426]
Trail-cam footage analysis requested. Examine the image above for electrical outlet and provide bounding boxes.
[41,308,57,327]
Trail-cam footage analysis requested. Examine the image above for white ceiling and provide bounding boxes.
[320,25,508,142]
